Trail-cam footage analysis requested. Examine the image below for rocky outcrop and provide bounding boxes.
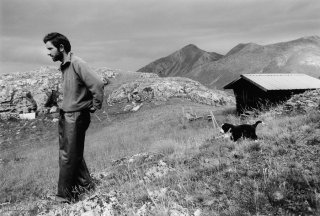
[0,66,117,119]
[281,89,320,113]
[107,77,235,109]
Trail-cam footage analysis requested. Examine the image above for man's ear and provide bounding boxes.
[59,44,65,52]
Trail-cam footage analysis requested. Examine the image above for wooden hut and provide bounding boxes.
[224,73,320,113]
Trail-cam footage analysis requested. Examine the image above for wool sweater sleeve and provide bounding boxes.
[73,60,104,110]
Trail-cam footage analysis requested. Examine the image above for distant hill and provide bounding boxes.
[138,36,320,89]
[137,44,222,77]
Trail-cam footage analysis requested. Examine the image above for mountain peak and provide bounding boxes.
[180,44,201,52]
[225,42,261,56]
[184,44,199,48]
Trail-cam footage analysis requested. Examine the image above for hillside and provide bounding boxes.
[1,65,320,215]
[2,84,320,215]
[138,36,320,89]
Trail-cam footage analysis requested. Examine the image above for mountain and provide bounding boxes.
[137,44,223,77]
[138,36,320,89]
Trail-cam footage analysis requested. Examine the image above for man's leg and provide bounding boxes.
[74,111,94,192]
[57,111,88,200]
[57,111,73,200]
[75,158,95,194]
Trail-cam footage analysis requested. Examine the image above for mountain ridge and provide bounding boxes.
[138,36,320,89]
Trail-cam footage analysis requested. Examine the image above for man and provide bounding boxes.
[43,32,104,202]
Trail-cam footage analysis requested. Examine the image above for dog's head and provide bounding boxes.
[220,123,233,134]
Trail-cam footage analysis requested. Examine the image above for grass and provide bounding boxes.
[1,98,320,215]
[0,100,222,208]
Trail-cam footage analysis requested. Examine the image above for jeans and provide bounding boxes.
[57,110,93,200]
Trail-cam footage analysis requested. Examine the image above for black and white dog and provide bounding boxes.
[220,121,263,142]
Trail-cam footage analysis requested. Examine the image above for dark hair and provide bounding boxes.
[43,32,71,53]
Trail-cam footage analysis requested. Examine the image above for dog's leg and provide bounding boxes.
[232,132,240,142]
[252,132,258,140]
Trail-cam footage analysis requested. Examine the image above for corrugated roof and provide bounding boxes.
[224,73,320,91]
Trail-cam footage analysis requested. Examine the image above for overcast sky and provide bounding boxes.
[1,0,320,74]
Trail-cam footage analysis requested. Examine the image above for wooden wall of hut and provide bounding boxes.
[232,80,307,113]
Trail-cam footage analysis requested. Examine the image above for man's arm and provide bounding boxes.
[73,60,104,110]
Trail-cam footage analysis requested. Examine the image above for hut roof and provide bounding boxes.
[224,73,320,92]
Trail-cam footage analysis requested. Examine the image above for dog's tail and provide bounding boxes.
[253,120,263,128]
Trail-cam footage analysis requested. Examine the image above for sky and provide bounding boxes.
[1,0,320,74]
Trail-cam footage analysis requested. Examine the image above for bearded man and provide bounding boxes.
[43,32,104,202]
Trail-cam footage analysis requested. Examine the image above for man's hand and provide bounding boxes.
[89,107,96,113]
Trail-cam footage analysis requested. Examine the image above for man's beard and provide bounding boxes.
[52,51,63,62]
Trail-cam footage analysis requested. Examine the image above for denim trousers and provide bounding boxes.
[57,110,92,200]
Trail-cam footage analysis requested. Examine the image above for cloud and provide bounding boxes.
[1,0,320,73]
[1,36,48,64]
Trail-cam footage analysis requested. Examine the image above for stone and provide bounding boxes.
[49,106,58,113]
[123,104,133,112]
[81,210,96,216]
[169,203,190,216]
[131,103,143,112]
[19,113,36,120]
[144,160,173,183]
[194,209,201,216]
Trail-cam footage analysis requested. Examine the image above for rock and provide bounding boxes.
[19,113,36,120]
[51,112,60,118]
[38,190,123,216]
[281,89,320,114]
[143,160,173,183]
[112,152,164,167]
[272,191,284,201]
[107,77,235,107]
[194,209,201,216]
[0,66,117,119]
[136,202,154,216]
[169,203,190,216]
[185,112,197,121]
[132,103,143,112]
[81,210,96,216]
[123,104,133,112]
[49,106,58,113]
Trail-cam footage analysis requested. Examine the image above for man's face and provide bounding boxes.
[45,41,63,62]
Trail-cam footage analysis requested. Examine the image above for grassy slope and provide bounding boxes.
[1,101,320,215]
[0,97,232,211]
[97,108,320,216]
